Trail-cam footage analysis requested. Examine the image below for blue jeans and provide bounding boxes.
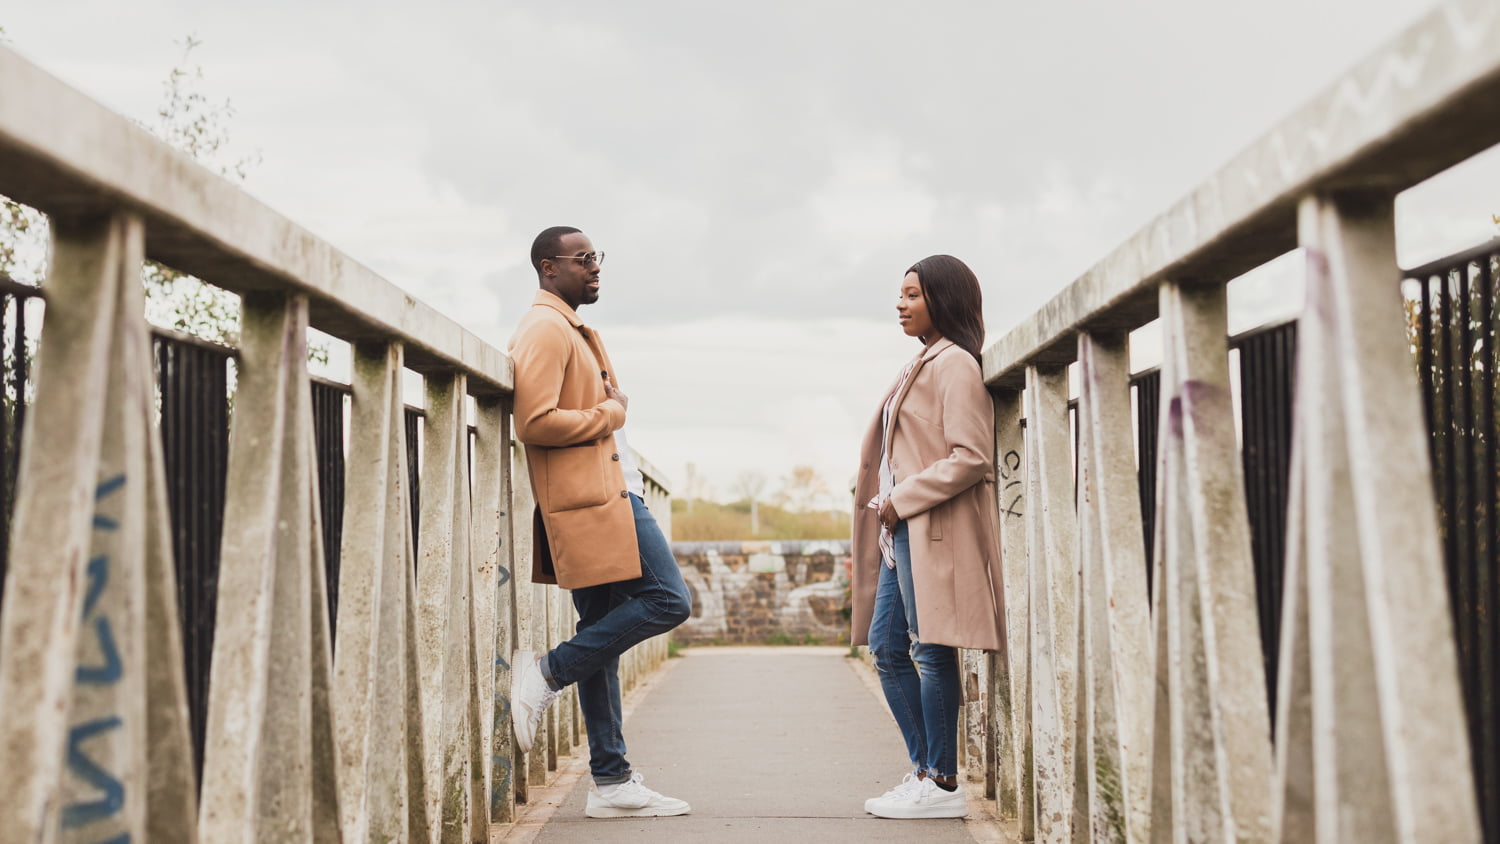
[867,521,960,778]
[542,493,691,784]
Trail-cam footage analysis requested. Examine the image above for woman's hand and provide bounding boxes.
[878,498,900,529]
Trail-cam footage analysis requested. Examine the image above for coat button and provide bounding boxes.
[612,453,620,461]
[620,490,629,498]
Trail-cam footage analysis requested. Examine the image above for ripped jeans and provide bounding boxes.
[866,520,960,779]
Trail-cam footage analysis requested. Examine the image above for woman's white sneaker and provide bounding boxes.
[865,772,923,813]
[585,772,691,818]
[868,777,967,819]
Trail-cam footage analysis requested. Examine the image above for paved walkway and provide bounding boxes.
[511,646,1001,844]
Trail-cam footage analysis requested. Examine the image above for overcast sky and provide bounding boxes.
[4,1,1496,507]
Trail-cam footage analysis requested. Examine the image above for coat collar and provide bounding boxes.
[532,289,586,328]
[919,336,957,362]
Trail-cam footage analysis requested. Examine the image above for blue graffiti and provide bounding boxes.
[75,615,122,686]
[494,652,510,671]
[62,474,129,833]
[60,717,126,830]
[90,474,125,531]
[82,554,109,617]
[489,755,513,814]
[497,565,511,588]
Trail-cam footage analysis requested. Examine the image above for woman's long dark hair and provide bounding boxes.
[907,255,984,361]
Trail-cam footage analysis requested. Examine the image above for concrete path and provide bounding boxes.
[523,647,992,844]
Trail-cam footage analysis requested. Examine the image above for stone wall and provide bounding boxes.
[671,540,852,644]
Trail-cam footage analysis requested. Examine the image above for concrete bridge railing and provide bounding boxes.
[966,1,1500,841]
[0,45,670,842]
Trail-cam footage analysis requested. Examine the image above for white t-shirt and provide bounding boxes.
[613,426,646,499]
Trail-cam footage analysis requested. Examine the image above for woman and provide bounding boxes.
[850,254,1007,819]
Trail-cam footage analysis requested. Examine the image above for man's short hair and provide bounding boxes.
[531,226,583,274]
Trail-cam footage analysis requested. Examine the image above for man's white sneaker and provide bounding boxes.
[865,772,923,813]
[509,650,559,754]
[585,772,691,818]
[868,777,967,819]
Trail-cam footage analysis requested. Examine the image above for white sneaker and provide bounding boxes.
[585,772,691,818]
[865,772,923,813]
[868,777,967,819]
[509,650,559,754]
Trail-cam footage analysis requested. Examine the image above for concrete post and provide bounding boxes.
[1279,192,1482,842]
[416,372,476,842]
[543,588,559,773]
[304,363,343,844]
[1149,281,1272,843]
[334,342,426,841]
[198,292,339,841]
[471,394,511,829]
[1075,331,1153,843]
[993,387,1032,835]
[62,219,150,844]
[506,443,536,803]
[1024,364,1079,843]
[1270,435,1315,843]
[0,215,129,840]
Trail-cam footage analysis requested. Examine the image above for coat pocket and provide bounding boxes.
[928,504,945,541]
[545,442,610,512]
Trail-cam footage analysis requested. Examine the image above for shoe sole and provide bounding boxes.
[870,804,967,819]
[509,649,537,753]
[585,804,691,819]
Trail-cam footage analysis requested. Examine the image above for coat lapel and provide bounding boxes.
[882,338,955,446]
[577,326,620,391]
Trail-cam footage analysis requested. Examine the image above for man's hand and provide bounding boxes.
[605,382,629,412]
[878,498,900,529]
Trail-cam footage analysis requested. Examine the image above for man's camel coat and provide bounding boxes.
[509,290,639,588]
[851,338,1007,653]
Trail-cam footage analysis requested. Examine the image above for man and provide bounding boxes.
[507,226,693,819]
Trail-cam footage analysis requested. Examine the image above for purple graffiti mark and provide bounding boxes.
[1167,380,1230,442]
[60,717,126,831]
[1304,247,1333,321]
